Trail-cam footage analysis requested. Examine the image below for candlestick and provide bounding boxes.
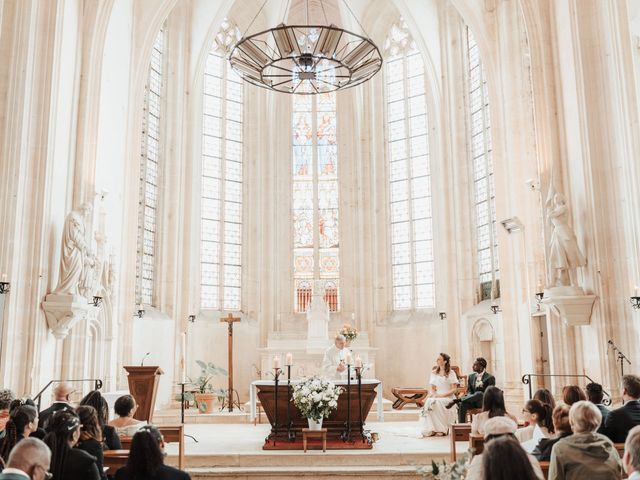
[345,352,353,365]
[181,332,187,384]
[273,355,281,369]
[285,352,293,366]
[355,356,363,369]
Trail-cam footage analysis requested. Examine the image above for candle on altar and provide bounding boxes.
[285,353,293,366]
[274,355,281,369]
[180,332,186,383]
[635,285,640,296]
[355,356,363,368]
[351,312,355,322]
[537,279,543,292]
[345,352,353,365]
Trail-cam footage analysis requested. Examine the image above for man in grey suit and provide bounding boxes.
[0,437,51,479]
[446,357,495,423]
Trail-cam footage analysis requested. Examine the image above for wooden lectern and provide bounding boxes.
[123,366,164,422]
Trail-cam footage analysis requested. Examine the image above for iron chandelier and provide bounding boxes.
[229,2,382,94]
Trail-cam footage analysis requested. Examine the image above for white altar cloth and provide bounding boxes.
[249,379,384,421]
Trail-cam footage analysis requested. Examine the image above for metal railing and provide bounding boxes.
[521,373,612,406]
[33,378,103,412]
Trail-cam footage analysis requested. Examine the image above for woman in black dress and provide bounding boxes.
[44,410,100,480]
[115,425,190,480]
[80,390,121,450]
[76,406,107,480]
[0,403,38,463]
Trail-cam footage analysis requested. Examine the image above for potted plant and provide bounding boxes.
[292,376,342,430]
[189,360,227,414]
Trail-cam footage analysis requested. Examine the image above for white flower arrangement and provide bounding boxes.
[417,454,470,479]
[292,376,343,421]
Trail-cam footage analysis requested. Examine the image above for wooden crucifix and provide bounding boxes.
[220,313,241,412]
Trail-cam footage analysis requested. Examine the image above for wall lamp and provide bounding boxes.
[188,314,196,323]
[490,304,502,314]
[135,304,145,318]
[90,296,103,307]
[631,297,640,309]
[438,312,447,320]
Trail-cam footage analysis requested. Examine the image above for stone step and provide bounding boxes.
[187,466,424,480]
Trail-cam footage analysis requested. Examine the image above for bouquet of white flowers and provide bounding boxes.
[292,376,343,422]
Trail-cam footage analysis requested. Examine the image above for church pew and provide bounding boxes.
[103,449,129,473]
[469,433,484,455]
[117,425,185,469]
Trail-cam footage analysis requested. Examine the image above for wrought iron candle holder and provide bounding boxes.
[266,367,283,446]
[90,296,102,307]
[631,296,640,309]
[286,364,295,441]
[0,281,10,295]
[341,364,352,442]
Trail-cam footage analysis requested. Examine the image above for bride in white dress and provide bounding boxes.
[419,353,459,436]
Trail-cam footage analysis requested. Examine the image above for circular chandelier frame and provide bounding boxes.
[229,24,383,95]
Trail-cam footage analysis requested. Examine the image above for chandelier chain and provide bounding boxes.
[242,0,270,39]
[341,0,370,38]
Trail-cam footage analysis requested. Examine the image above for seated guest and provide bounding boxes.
[446,357,495,423]
[623,425,640,480]
[466,416,544,480]
[0,404,38,462]
[76,406,106,480]
[80,390,121,450]
[0,391,15,440]
[548,400,622,480]
[115,425,190,480]
[562,385,587,406]
[534,388,556,410]
[587,382,610,433]
[482,435,542,480]
[38,382,74,430]
[603,374,640,443]
[471,386,517,435]
[532,404,572,461]
[109,395,145,437]
[43,410,100,480]
[0,437,51,480]
[516,399,553,443]
[419,353,459,437]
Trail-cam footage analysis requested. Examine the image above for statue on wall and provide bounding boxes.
[546,192,586,287]
[53,203,96,296]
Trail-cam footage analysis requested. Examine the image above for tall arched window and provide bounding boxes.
[466,27,499,300]
[293,93,340,312]
[136,26,165,306]
[384,20,435,310]
[200,20,243,311]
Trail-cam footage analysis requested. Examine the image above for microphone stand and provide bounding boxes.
[608,340,631,378]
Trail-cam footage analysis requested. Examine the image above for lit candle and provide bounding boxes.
[181,332,186,383]
[345,352,353,365]
[537,279,543,292]
[285,353,293,366]
[635,285,640,297]
[351,313,355,322]
[273,355,281,369]
[355,356,363,368]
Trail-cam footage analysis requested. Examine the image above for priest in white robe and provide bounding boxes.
[322,334,347,380]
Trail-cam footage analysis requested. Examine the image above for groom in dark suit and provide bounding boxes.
[446,357,495,423]
[602,374,640,443]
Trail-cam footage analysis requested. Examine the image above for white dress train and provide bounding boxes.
[419,370,459,435]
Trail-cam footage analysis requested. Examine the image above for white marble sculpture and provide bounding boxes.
[546,192,586,287]
[306,280,330,353]
[53,203,96,296]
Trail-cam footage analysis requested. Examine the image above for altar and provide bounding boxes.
[252,379,381,450]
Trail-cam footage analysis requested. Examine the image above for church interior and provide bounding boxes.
[1,0,640,478]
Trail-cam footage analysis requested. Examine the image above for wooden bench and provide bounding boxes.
[450,423,472,461]
[118,425,185,469]
[103,449,129,472]
[302,428,327,452]
[469,434,484,455]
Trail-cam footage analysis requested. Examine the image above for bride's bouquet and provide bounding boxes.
[292,376,342,421]
[339,323,358,342]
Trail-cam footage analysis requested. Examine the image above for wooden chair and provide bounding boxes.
[449,423,472,462]
[469,434,484,455]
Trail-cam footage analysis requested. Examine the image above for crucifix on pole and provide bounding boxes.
[220,313,242,412]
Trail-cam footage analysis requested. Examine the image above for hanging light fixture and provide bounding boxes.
[229,0,382,94]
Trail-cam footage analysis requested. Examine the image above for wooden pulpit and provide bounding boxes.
[123,366,164,422]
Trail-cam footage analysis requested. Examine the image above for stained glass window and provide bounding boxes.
[136,27,165,306]
[201,20,243,311]
[293,93,340,312]
[385,20,435,310]
[466,27,499,300]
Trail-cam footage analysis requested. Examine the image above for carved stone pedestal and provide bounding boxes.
[542,287,597,326]
[42,294,90,339]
